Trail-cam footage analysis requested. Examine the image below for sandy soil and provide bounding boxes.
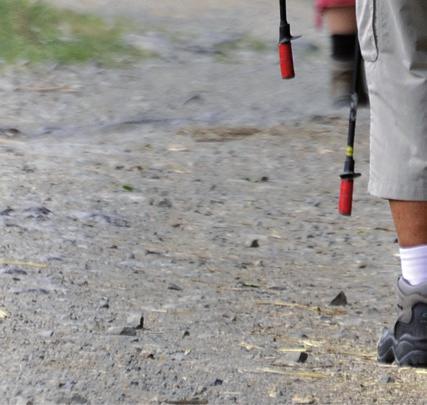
[0,1,424,404]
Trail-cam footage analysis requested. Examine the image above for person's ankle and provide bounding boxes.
[400,245,427,286]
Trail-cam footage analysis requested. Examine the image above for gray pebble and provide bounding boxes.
[330,291,348,306]
[157,198,173,208]
[379,375,395,384]
[168,283,183,291]
[39,330,54,338]
[126,313,144,329]
[107,326,138,336]
[98,297,110,309]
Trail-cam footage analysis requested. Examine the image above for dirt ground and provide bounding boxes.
[0,0,425,404]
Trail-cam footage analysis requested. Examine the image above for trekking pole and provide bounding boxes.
[338,39,362,216]
[279,0,296,79]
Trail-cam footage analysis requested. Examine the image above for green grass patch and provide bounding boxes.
[122,184,134,192]
[0,0,149,65]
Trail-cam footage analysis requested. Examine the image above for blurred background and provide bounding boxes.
[0,0,334,132]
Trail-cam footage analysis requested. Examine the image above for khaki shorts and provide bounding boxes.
[357,0,427,200]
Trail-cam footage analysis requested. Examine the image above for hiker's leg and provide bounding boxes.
[357,0,427,366]
[390,201,427,287]
[324,6,357,34]
[390,201,427,248]
[317,2,358,105]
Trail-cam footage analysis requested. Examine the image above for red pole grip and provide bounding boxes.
[339,178,354,216]
[279,42,295,79]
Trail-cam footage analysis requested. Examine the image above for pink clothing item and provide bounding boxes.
[315,0,355,11]
[315,0,355,26]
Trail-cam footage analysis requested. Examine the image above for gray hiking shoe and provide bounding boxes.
[378,277,427,366]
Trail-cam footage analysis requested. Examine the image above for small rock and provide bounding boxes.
[70,394,88,404]
[236,281,260,289]
[39,330,54,338]
[22,165,35,173]
[212,379,223,386]
[0,207,14,216]
[24,206,52,217]
[98,297,110,309]
[145,249,162,256]
[56,394,88,405]
[0,127,21,137]
[248,239,259,248]
[4,267,27,276]
[379,375,395,384]
[182,330,190,338]
[108,326,137,336]
[89,213,130,228]
[168,283,183,291]
[46,256,64,262]
[141,351,155,360]
[269,285,287,291]
[282,351,309,365]
[330,291,348,306]
[58,380,77,390]
[77,280,88,287]
[193,386,208,396]
[157,198,173,208]
[126,313,144,329]
[184,94,204,105]
[13,288,49,295]
[297,352,309,363]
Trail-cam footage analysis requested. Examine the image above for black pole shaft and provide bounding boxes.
[280,0,287,23]
[346,40,362,152]
[342,39,362,175]
[279,0,291,43]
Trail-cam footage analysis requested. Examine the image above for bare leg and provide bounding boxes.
[390,201,427,247]
[324,7,357,34]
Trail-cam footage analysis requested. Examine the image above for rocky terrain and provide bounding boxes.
[0,0,425,404]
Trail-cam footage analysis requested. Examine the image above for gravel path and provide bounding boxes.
[0,1,425,404]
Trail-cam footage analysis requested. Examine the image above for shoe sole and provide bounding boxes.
[378,330,427,366]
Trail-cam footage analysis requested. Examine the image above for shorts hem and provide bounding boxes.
[369,182,427,201]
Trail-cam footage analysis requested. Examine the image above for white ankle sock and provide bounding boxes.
[400,245,427,286]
